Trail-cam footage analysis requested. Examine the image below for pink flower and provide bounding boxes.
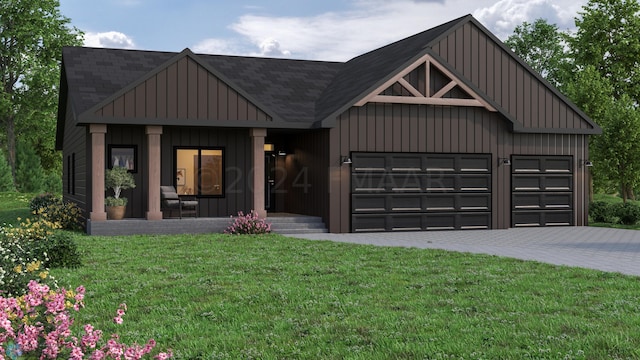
[155,350,174,360]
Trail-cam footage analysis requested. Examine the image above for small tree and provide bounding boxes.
[0,149,15,191]
[15,141,45,193]
[104,166,136,206]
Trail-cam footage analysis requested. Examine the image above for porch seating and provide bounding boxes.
[160,186,198,218]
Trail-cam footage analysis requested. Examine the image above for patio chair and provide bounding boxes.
[160,186,198,218]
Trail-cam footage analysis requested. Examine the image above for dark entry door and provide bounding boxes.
[265,154,276,211]
[511,156,574,227]
[350,153,492,232]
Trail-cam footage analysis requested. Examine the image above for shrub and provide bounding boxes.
[0,281,173,359]
[589,200,614,223]
[614,202,640,225]
[0,229,56,297]
[29,192,61,214]
[43,231,82,269]
[40,200,85,231]
[12,218,81,269]
[225,210,272,235]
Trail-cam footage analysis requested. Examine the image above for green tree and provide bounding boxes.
[15,140,45,193]
[0,149,15,191]
[0,0,83,187]
[504,19,571,88]
[563,66,640,199]
[570,0,640,200]
[570,0,640,101]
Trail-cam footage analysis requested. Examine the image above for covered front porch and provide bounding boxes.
[86,213,327,236]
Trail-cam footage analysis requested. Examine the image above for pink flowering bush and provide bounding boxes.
[224,210,271,235]
[0,280,172,360]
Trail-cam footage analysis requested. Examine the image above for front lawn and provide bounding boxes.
[52,233,640,359]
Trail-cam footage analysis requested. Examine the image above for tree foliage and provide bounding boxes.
[506,0,640,200]
[504,19,571,89]
[0,0,83,187]
[571,0,640,102]
[15,139,46,193]
[0,148,15,191]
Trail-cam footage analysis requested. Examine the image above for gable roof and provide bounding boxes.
[315,15,469,125]
[59,46,342,127]
[57,14,600,137]
[78,48,284,124]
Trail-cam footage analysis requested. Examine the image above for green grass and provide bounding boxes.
[0,191,35,225]
[50,233,640,359]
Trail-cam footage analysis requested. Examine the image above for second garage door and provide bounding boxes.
[351,153,492,232]
[511,155,574,227]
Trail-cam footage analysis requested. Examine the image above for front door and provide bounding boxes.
[265,154,276,211]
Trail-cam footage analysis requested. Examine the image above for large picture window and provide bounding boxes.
[175,147,224,196]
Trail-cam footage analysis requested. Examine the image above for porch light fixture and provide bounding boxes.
[499,158,511,166]
[581,159,593,167]
[342,156,352,165]
[277,150,287,156]
[264,143,274,152]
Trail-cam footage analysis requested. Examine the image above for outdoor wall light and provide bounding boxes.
[342,156,352,165]
[582,159,593,167]
[499,158,511,166]
[277,150,287,156]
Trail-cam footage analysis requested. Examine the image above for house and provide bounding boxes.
[56,14,601,235]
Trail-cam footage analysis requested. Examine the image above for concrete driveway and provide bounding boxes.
[288,227,640,277]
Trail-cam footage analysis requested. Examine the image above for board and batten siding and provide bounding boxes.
[275,130,331,223]
[160,127,253,218]
[430,22,592,132]
[105,126,146,219]
[62,97,89,218]
[93,57,272,123]
[327,103,589,233]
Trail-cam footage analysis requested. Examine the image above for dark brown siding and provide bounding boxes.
[94,57,272,122]
[328,103,589,232]
[103,126,253,219]
[161,127,252,217]
[431,22,593,132]
[61,98,89,220]
[275,130,330,224]
[105,126,146,218]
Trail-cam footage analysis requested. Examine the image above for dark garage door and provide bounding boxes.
[351,153,492,232]
[511,156,573,227]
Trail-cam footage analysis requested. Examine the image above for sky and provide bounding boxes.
[58,0,587,62]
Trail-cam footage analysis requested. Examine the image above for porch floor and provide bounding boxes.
[87,213,327,236]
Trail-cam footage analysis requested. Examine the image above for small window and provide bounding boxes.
[175,147,224,196]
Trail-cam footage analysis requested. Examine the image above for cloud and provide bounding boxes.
[197,0,587,61]
[84,31,136,49]
[192,38,241,55]
[474,0,584,38]
[258,38,291,57]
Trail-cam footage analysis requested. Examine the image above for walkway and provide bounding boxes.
[288,227,640,277]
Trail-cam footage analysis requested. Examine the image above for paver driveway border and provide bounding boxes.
[288,227,640,276]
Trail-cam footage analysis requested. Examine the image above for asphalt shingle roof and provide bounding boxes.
[314,15,468,123]
[61,15,467,127]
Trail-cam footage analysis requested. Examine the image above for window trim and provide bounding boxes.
[174,146,225,198]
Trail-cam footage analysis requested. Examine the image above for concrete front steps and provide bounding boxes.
[266,214,328,234]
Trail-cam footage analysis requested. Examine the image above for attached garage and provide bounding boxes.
[324,15,601,233]
[351,153,491,231]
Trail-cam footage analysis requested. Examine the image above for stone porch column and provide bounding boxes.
[90,124,107,221]
[250,128,267,218]
[146,126,163,220]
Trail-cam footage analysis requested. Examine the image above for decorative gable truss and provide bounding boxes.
[355,53,496,112]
